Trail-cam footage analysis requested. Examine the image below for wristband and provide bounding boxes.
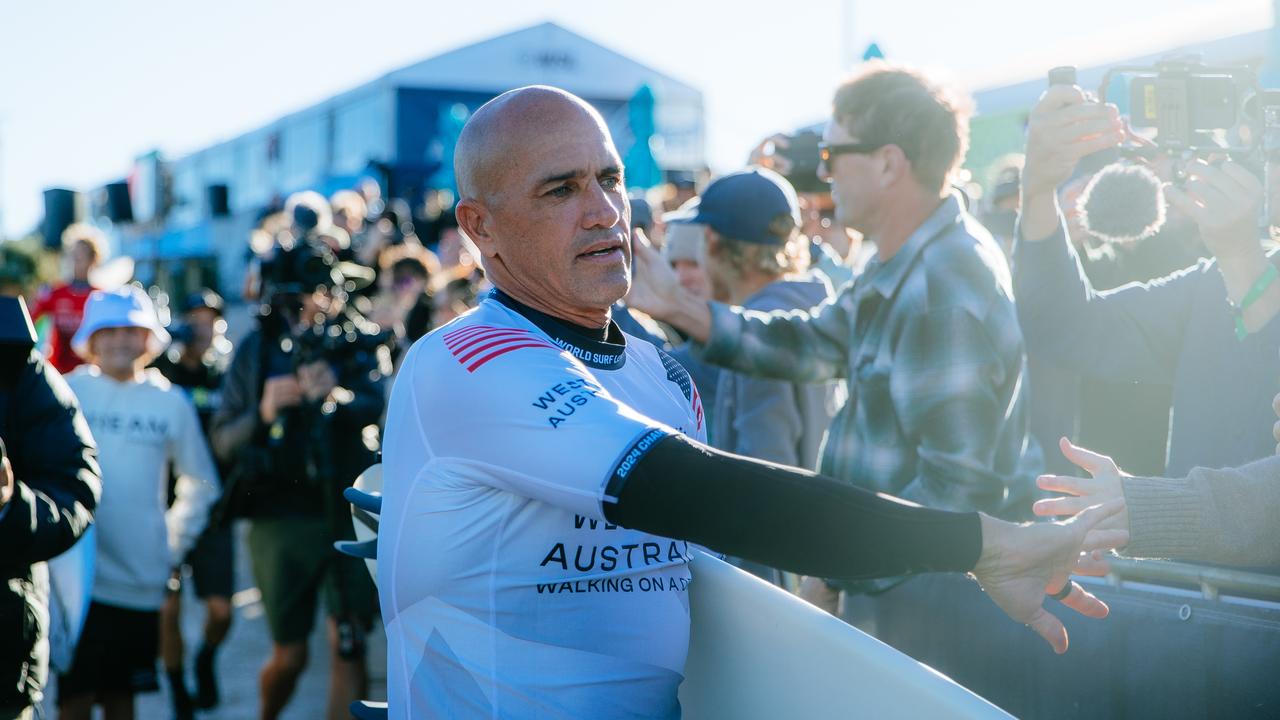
[1230,263,1278,341]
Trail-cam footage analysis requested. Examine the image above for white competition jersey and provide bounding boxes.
[380,290,706,719]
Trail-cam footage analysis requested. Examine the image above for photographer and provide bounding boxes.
[0,299,100,720]
[210,239,390,720]
[1014,83,1280,477]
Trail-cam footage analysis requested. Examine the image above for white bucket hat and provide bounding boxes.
[71,285,171,359]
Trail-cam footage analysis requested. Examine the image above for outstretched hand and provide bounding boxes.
[626,229,713,343]
[626,228,682,321]
[1033,437,1129,537]
[970,500,1128,654]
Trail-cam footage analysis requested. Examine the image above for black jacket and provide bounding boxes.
[210,315,388,520]
[0,351,101,712]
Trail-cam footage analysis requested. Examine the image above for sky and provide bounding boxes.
[0,0,1271,237]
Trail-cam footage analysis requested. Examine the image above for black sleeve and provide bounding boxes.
[0,352,102,570]
[603,433,982,580]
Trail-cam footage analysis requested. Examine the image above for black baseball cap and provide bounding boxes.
[181,288,225,316]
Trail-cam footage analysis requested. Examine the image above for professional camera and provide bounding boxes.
[773,130,829,194]
[1050,60,1280,243]
[1083,57,1259,156]
[217,239,388,521]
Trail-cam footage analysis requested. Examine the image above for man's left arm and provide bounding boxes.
[166,393,220,561]
[891,306,1014,513]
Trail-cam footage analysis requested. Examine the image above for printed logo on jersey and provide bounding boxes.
[658,350,703,432]
[443,324,560,372]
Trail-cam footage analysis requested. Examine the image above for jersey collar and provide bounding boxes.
[489,289,627,370]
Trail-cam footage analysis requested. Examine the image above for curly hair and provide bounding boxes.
[832,61,973,193]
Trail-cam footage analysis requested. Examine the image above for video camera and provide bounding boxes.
[255,239,389,375]
[1059,57,1275,162]
[1051,60,1280,243]
[773,130,829,194]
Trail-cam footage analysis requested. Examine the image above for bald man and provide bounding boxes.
[379,86,1125,719]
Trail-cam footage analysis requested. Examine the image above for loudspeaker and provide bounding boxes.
[42,188,79,250]
[208,184,230,217]
[105,182,133,223]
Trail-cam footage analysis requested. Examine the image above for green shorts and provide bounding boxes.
[247,515,376,645]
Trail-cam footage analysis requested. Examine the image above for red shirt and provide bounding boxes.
[30,281,95,375]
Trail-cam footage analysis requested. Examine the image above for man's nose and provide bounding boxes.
[583,180,624,229]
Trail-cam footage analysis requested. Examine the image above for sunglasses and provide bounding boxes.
[818,141,887,163]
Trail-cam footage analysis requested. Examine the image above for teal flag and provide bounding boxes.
[624,84,662,189]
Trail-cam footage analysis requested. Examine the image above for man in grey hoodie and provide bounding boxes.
[667,168,845,583]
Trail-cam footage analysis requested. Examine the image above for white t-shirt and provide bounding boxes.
[66,366,219,610]
[380,291,705,719]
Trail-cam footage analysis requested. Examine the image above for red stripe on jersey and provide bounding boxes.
[448,328,538,354]
[466,342,560,372]
[442,324,516,347]
[457,335,556,365]
[691,385,704,432]
[443,324,559,372]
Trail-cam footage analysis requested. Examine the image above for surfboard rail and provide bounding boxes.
[679,551,1011,719]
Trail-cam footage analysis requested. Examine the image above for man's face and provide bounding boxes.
[70,241,96,280]
[90,326,150,378]
[671,258,709,299]
[479,112,631,314]
[184,307,224,356]
[820,120,881,233]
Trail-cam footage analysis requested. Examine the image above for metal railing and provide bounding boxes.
[1092,557,1280,602]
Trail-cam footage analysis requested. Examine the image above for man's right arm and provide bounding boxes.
[0,352,101,570]
[210,332,261,464]
[1015,84,1190,383]
[628,232,852,383]
[408,336,1125,653]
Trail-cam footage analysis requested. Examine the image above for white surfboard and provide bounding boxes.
[350,464,383,579]
[679,551,1010,719]
[347,465,1008,718]
[46,524,96,673]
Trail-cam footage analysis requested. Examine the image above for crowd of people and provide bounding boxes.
[1,57,1278,720]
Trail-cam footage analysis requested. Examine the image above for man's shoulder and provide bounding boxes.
[407,301,563,378]
[908,216,1014,312]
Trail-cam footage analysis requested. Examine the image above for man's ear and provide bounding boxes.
[455,199,498,258]
[878,144,911,189]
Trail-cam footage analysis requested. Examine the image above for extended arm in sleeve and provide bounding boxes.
[210,332,262,464]
[1122,455,1280,567]
[603,433,983,580]
[698,293,853,384]
[0,352,101,570]
[166,395,220,560]
[1012,215,1197,384]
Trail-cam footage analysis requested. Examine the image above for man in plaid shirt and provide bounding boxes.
[629,63,1044,598]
